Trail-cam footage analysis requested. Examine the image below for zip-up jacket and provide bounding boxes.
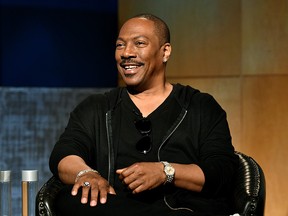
[49,84,238,213]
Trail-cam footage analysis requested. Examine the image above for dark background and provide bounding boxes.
[0,1,118,214]
[0,0,118,87]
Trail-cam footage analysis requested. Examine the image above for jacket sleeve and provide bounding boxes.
[196,93,238,197]
[49,94,104,177]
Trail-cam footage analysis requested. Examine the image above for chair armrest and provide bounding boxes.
[232,152,266,216]
[36,176,65,216]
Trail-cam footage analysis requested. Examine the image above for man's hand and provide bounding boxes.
[116,162,166,194]
[72,172,116,206]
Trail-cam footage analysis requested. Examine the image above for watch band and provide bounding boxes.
[161,161,175,184]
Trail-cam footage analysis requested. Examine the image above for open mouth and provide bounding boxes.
[120,63,144,76]
[120,60,144,72]
[124,65,140,70]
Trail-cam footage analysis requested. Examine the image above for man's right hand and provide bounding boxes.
[72,171,116,206]
[57,155,116,207]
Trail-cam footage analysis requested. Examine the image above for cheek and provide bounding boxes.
[148,55,163,67]
[115,52,120,62]
[115,49,123,61]
[140,50,159,64]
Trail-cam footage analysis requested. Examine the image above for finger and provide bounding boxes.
[132,183,146,194]
[98,186,108,204]
[116,168,127,180]
[89,186,99,206]
[121,170,139,185]
[117,166,135,177]
[71,183,81,196]
[90,181,110,206]
[116,168,125,174]
[81,185,91,204]
[108,186,116,195]
[98,181,115,204]
[127,178,144,191]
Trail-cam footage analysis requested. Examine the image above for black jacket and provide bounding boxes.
[49,84,238,213]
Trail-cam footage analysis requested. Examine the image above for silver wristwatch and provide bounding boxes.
[161,161,175,184]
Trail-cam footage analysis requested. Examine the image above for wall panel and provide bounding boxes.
[118,0,241,77]
[242,0,288,75]
[242,76,288,216]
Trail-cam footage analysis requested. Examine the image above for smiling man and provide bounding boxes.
[115,15,171,94]
[49,14,238,216]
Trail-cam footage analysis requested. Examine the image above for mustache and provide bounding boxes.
[120,59,144,66]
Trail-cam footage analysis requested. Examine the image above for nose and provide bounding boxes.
[121,43,137,59]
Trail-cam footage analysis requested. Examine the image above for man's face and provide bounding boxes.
[115,18,168,90]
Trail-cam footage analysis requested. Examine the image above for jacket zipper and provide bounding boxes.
[157,109,194,213]
[105,111,113,184]
[106,107,193,212]
[157,109,187,160]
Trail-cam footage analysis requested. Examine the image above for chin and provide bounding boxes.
[124,82,139,89]
[121,76,140,86]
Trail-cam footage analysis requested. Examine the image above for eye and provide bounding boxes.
[116,41,125,49]
[135,41,146,47]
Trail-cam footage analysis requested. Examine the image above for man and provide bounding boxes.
[49,14,238,215]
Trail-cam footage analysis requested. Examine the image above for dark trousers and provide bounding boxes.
[55,186,195,216]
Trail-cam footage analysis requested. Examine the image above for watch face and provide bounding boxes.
[165,166,175,175]
[162,162,175,184]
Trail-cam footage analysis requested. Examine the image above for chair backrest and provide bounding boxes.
[36,176,64,216]
[232,151,266,216]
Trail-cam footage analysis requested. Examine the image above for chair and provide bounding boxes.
[231,152,266,215]
[35,152,266,216]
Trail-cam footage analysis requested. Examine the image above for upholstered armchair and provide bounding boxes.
[35,151,266,216]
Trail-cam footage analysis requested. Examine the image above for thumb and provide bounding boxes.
[108,186,116,195]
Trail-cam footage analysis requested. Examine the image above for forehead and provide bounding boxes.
[118,18,156,40]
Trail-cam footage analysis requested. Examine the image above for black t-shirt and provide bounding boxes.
[114,87,181,201]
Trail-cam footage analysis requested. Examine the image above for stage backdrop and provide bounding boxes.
[1,0,118,215]
[0,87,110,215]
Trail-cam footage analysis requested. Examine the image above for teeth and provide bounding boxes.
[125,65,138,70]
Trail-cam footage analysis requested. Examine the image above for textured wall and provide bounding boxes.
[0,87,109,215]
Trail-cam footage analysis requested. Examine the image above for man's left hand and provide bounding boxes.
[116,162,166,194]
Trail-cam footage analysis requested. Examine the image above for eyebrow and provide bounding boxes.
[116,35,149,41]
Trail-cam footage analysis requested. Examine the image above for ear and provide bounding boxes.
[162,43,172,63]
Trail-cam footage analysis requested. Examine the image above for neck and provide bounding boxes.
[127,82,172,99]
[127,82,173,117]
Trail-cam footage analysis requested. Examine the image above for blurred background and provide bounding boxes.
[1,0,287,215]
